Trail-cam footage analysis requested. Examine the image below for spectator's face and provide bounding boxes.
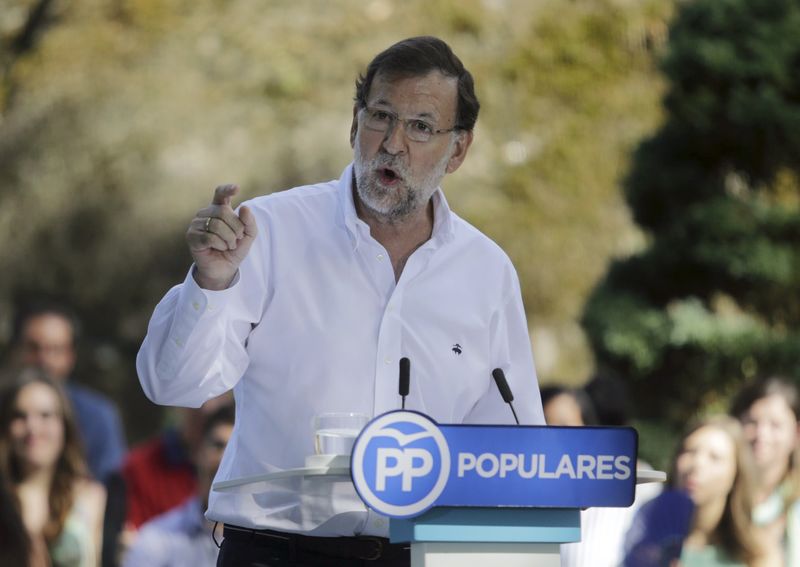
[543,394,584,426]
[177,392,234,451]
[675,425,737,508]
[197,422,234,482]
[740,393,799,472]
[9,382,66,473]
[352,71,471,220]
[17,314,76,382]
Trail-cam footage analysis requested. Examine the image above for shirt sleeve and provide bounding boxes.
[465,261,545,426]
[136,214,269,408]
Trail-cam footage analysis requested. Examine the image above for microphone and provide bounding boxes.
[492,368,519,425]
[399,357,410,409]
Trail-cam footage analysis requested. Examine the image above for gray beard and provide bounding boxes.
[353,138,452,221]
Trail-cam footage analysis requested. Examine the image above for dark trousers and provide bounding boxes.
[216,525,411,567]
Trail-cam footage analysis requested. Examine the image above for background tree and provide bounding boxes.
[582,0,800,458]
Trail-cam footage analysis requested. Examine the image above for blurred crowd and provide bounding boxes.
[0,300,235,567]
[545,376,800,567]
[2,299,799,567]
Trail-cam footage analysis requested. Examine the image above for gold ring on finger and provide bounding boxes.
[204,217,212,232]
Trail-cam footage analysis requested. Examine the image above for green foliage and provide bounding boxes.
[632,418,680,474]
[583,0,800,426]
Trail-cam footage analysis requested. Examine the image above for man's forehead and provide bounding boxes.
[367,71,458,114]
[23,313,74,337]
[208,423,234,440]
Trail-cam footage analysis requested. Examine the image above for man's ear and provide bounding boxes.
[445,130,474,174]
[350,104,359,148]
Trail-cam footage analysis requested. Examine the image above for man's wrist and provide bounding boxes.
[192,266,237,291]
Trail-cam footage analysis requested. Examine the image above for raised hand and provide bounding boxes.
[186,184,258,290]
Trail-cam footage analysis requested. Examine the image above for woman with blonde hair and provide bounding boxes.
[0,368,105,566]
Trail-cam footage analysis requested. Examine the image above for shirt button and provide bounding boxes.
[174,337,184,347]
[384,357,392,365]
[376,253,385,261]
[192,301,201,311]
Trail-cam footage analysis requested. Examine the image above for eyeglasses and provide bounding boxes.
[360,106,460,143]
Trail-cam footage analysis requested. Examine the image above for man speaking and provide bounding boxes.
[137,36,545,566]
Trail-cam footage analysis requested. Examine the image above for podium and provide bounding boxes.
[353,410,663,566]
[390,468,666,566]
[214,410,665,566]
[392,507,579,566]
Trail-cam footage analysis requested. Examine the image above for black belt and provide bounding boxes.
[222,524,410,564]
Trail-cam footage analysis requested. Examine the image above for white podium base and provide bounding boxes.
[412,542,560,566]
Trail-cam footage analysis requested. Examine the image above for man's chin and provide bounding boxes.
[361,197,417,222]
[362,198,401,218]
[358,184,397,211]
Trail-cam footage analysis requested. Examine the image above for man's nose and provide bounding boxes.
[381,120,407,155]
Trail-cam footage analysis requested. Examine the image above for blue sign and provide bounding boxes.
[351,411,638,519]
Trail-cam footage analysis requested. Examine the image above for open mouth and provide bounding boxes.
[378,167,401,184]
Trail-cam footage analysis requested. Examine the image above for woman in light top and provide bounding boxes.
[0,368,106,567]
[731,376,800,566]
[671,415,776,567]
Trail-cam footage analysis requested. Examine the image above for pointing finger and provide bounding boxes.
[212,184,239,207]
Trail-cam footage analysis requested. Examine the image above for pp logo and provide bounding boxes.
[351,411,450,518]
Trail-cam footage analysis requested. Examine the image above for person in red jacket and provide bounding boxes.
[121,393,233,530]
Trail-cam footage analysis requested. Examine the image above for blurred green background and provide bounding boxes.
[2,0,799,472]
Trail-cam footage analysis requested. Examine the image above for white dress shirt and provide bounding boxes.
[137,163,544,536]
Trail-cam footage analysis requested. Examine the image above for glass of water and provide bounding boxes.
[313,412,370,456]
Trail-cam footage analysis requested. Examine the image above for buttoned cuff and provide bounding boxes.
[154,266,239,378]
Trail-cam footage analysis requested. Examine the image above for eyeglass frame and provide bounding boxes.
[358,105,463,143]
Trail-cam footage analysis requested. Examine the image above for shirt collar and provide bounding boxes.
[429,184,456,246]
[338,162,456,250]
[338,163,361,250]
